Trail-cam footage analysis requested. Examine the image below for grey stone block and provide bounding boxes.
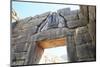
[18,17,32,23]
[66,33,77,62]
[79,6,88,19]
[14,60,25,65]
[75,27,92,45]
[64,14,79,21]
[76,42,95,60]
[28,17,46,26]
[14,42,29,53]
[67,18,88,29]
[14,52,27,60]
[28,12,50,26]
[76,26,88,34]
[32,28,70,41]
[70,10,79,15]
[89,6,96,20]
[57,8,70,16]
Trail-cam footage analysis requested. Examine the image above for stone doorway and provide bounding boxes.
[25,28,78,64]
[39,47,68,64]
[37,37,68,64]
[11,5,96,66]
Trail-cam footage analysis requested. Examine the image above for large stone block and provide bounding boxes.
[14,60,25,65]
[17,17,32,29]
[67,18,88,29]
[32,28,70,41]
[14,42,29,53]
[75,26,92,45]
[70,10,79,15]
[76,42,95,61]
[14,52,27,60]
[76,26,88,34]
[57,8,70,16]
[66,32,77,62]
[88,6,96,41]
[79,6,88,19]
[28,12,50,26]
[89,6,96,21]
[26,42,44,64]
[22,26,38,35]
[18,17,32,23]
[28,17,46,26]
[64,14,79,21]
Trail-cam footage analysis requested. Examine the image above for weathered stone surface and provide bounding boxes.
[64,14,79,21]
[28,12,50,26]
[88,6,96,41]
[17,17,32,27]
[75,26,92,45]
[47,12,65,29]
[76,42,95,61]
[22,26,38,35]
[88,22,96,41]
[28,17,46,26]
[12,22,17,29]
[76,26,88,34]
[57,8,70,16]
[14,60,25,65]
[89,6,96,20]
[66,31,77,62]
[11,6,96,65]
[37,12,65,32]
[31,45,44,64]
[79,6,88,19]
[26,42,44,64]
[14,42,29,53]
[25,41,36,64]
[67,18,88,28]
[32,28,73,41]
[14,52,27,60]
[70,10,79,15]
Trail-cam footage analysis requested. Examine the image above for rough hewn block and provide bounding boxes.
[14,42,29,53]
[32,28,71,41]
[28,12,50,26]
[64,14,79,21]
[57,8,70,16]
[14,60,25,65]
[70,10,79,15]
[67,18,88,28]
[66,32,77,62]
[79,6,88,19]
[17,17,32,29]
[75,26,92,45]
[89,6,96,20]
[28,17,46,26]
[14,52,27,60]
[76,42,95,60]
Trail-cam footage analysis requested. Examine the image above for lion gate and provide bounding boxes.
[11,5,96,66]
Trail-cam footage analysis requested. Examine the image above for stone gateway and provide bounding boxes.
[11,5,96,66]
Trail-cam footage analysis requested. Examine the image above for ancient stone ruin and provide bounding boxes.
[11,5,96,66]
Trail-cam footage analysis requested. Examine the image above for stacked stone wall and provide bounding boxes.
[11,5,96,66]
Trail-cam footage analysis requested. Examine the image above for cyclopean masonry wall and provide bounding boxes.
[11,5,96,66]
